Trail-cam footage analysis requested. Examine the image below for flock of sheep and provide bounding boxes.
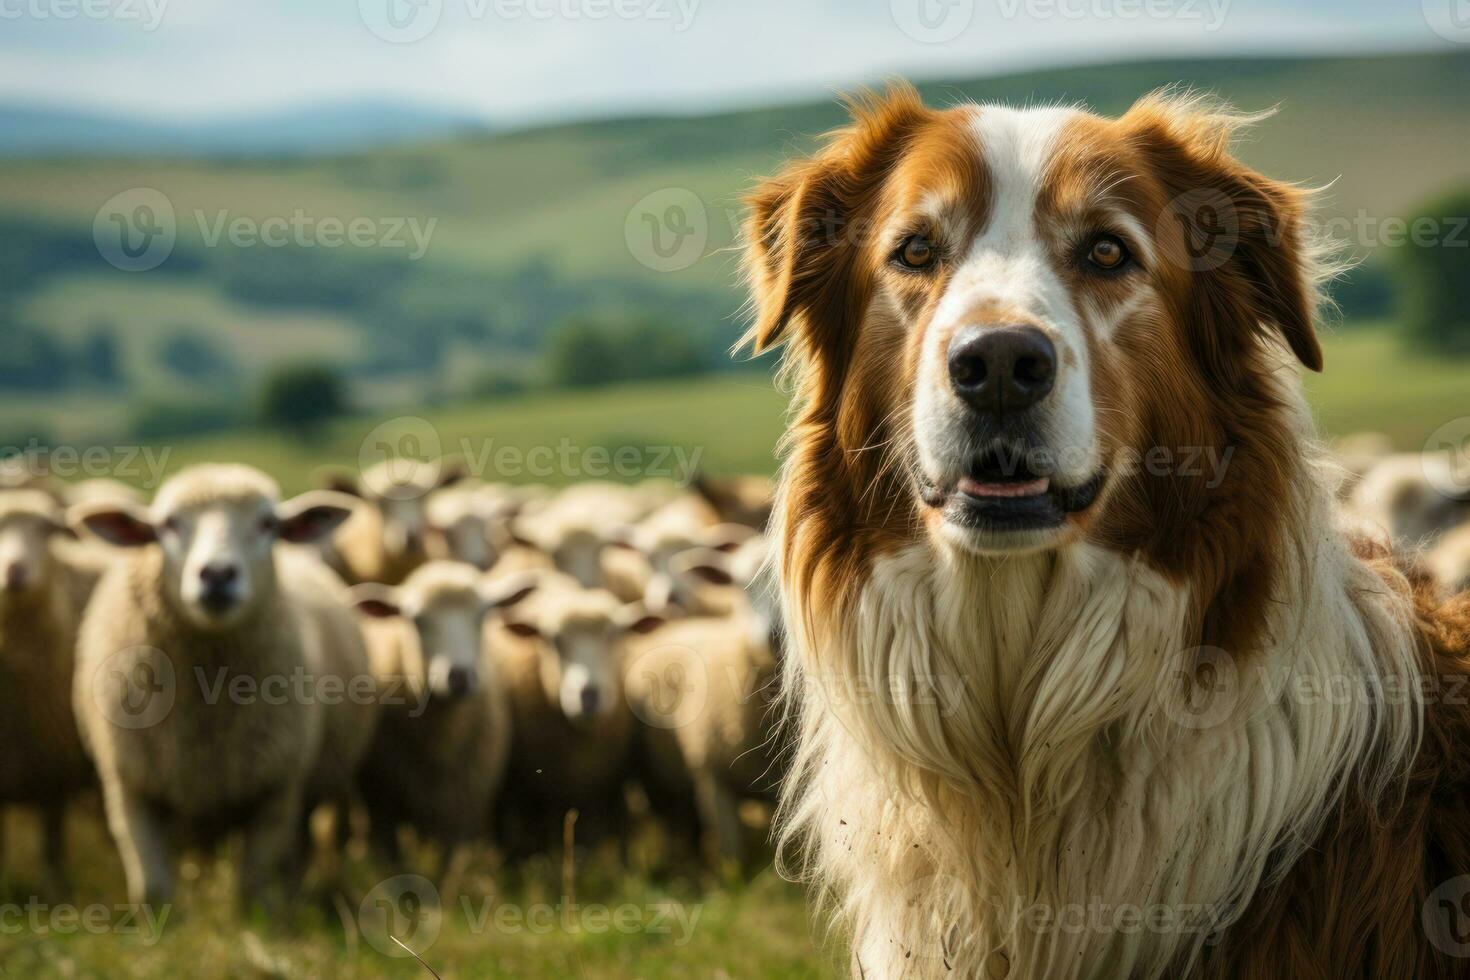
[0,452,782,913]
[0,432,1465,917]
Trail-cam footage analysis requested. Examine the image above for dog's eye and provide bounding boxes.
[1086,235,1130,271]
[893,235,937,271]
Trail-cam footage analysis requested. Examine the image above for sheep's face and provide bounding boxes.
[351,565,536,700]
[669,536,783,649]
[505,593,662,724]
[624,523,755,616]
[427,511,497,571]
[329,459,465,561]
[551,528,607,590]
[0,493,68,601]
[73,465,354,632]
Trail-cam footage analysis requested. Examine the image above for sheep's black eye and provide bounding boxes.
[162,516,181,535]
[1086,235,1130,272]
[260,515,280,535]
[893,235,937,271]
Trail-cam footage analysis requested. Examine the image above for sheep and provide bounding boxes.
[1346,452,1470,550]
[1428,523,1470,596]
[64,477,145,508]
[322,458,465,585]
[423,481,528,571]
[492,575,663,856]
[0,490,101,893]
[691,473,775,531]
[1330,431,1394,498]
[69,464,373,908]
[347,563,535,888]
[509,484,650,596]
[622,536,786,868]
[609,494,757,616]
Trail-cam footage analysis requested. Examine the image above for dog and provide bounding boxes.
[745,83,1470,978]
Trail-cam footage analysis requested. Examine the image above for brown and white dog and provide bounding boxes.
[746,84,1470,978]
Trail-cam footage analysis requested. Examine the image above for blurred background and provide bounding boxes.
[1,1,1468,976]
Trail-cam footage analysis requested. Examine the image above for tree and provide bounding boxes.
[158,329,237,382]
[1396,189,1470,355]
[543,315,707,388]
[77,323,125,386]
[257,362,349,434]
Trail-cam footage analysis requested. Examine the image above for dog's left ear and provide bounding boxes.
[1128,93,1324,374]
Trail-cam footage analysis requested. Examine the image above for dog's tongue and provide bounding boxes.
[958,475,1050,498]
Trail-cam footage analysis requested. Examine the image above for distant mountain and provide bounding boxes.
[0,100,492,158]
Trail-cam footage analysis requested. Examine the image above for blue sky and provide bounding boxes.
[0,0,1453,122]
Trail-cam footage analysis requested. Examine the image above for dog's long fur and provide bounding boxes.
[747,84,1470,978]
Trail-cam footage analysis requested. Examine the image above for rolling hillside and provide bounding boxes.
[1,50,1467,443]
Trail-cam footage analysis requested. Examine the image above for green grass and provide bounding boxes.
[1307,323,1470,449]
[0,807,837,978]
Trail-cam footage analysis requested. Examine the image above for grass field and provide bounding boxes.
[0,805,837,978]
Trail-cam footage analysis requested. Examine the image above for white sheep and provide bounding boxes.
[610,493,757,616]
[70,464,373,908]
[1428,523,1470,596]
[622,537,786,867]
[0,489,103,893]
[691,473,775,530]
[1347,452,1470,550]
[347,563,534,887]
[492,575,662,855]
[323,458,465,585]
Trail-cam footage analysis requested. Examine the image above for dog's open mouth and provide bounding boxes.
[918,447,1105,536]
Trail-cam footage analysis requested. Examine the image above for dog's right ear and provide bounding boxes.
[742,84,931,355]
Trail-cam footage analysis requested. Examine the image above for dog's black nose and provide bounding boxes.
[948,327,1056,415]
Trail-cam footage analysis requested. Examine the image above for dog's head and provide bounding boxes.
[746,85,1323,562]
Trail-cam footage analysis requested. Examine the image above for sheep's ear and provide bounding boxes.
[277,491,356,543]
[350,584,402,619]
[602,525,640,552]
[320,468,361,497]
[503,620,541,639]
[699,523,757,554]
[670,547,735,587]
[71,502,156,547]
[617,602,665,636]
[436,459,467,489]
[481,572,537,610]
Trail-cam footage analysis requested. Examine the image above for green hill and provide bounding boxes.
[1,50,1467,443]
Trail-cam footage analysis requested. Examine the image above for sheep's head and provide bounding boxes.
[326,458,466,561]
[351,563,535,700]
[610,520,756,616]
[424,485,505,571]
[501,582,663,723]
[0,490,71,602]
[73,464,354,631]
[668,536,783,651]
